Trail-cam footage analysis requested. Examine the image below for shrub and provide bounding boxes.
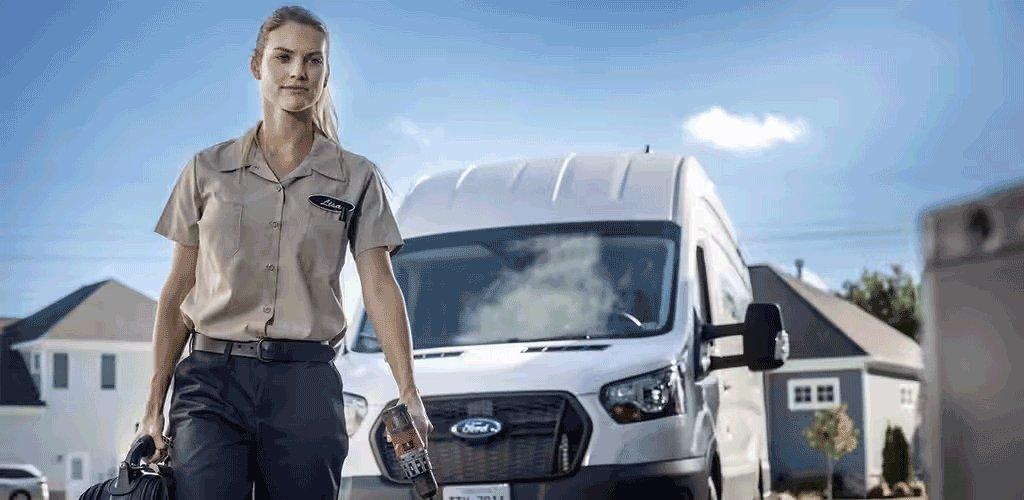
[866,481,890,498]
[892,481,912,496]
[908,479,926,496]
[882,424,913,486]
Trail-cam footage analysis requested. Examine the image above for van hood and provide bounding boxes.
[337,334,684,403]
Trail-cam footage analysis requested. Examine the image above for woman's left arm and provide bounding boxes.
[355,246,434,444]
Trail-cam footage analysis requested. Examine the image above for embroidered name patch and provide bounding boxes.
[308,194,354,221]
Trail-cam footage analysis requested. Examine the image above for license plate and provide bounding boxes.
[443,483,511,500]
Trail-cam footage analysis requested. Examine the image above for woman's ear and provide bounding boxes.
[250,55,261,80]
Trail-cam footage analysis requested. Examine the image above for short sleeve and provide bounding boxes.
[348,164,404,259]
[154,155,201,246]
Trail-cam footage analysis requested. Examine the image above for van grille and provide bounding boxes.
[371,392,592,484]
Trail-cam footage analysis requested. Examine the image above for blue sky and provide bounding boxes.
[1,1,1021,318]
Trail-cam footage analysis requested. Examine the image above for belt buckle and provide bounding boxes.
[256,337,270,362]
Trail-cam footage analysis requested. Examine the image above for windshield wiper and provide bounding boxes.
[498,334,613,345]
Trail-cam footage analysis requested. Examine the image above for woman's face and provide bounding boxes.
[253,21,328,113]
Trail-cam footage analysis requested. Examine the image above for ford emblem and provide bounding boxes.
[450,417,503,440]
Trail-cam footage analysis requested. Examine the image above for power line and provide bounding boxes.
[0,255,171,263]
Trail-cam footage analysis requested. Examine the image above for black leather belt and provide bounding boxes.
[191,331,337,363]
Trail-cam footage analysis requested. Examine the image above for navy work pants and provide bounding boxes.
[167,344,349,499]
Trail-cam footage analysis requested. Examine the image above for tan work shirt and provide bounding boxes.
[154,122,404,348]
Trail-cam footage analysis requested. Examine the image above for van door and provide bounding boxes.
[704,231,761,499]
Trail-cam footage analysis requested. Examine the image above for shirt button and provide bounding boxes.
[263,306,272,313]
[270,221,280,228]
[276,185,282,192]
[266,264,275,271]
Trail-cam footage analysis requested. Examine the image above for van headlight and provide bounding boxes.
[343,392,368,436]
[600,365,685,423]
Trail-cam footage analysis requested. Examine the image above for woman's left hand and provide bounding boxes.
[406,393,434,447]
[390,389,434,447]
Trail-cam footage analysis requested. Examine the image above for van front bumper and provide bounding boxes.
[340,456,709,500]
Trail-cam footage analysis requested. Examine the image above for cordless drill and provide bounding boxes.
[382,402,438,499]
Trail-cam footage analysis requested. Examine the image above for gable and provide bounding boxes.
[750,264,922,370]
[2,282,105,345]
[750,265,866,359]
[41,281,157,342]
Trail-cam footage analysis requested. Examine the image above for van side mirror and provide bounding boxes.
[700,303,789,372]
[741,303,788,371]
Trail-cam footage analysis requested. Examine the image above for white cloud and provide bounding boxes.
[683,106,807,152]
[390,116,444,147]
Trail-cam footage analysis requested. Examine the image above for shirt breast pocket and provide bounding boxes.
[300,195,354,272]
[199,192,242,257]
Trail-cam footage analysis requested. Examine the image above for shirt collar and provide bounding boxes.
[222,121,347,182]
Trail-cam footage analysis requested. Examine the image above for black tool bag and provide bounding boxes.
[79,435,175,500]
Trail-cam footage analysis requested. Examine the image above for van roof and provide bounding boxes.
[395,152,695,239]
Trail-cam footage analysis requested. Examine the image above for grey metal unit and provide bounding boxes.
[919,180,1024,499]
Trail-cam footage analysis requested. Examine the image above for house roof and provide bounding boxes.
[749,264,922,370]
[0,347,42,406]
[0,317,40,406]
[1,280,157,406]
[2,281,107,345]
[5,279,156,346]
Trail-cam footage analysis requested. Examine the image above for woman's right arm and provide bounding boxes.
[137,241,198,465]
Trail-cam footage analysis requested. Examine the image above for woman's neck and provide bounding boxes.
[258,109,315,155]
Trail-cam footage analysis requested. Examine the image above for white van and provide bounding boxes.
[337,153,789,500]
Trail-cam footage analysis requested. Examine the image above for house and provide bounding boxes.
[0,279,158,500]
[750,264,922,497]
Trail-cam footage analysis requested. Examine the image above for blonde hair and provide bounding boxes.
[241,5,395,193]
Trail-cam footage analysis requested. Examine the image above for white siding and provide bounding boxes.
[864,373,920,487]
[0,342,158,497]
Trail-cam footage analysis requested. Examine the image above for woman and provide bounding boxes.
[136,6,432,498]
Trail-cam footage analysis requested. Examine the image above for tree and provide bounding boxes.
[804,403,860,499]
[838,264,920,342]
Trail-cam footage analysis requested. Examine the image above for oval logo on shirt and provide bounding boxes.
[308,194,354,220]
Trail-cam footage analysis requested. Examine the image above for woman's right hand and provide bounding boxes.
[135,414,171,472]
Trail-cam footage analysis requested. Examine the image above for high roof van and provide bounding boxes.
[338,153,789,500]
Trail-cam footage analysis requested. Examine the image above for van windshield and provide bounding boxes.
[353,220,680,352]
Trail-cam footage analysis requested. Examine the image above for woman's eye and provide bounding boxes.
[311,58,323,65]
[276,54,289,61]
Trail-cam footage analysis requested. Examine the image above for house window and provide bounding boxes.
[794,386,812,404]
[788,377,841,410]
[53,352,68,389]
[817,384,835,403]
[900,384,915,409]
[101,354,116,390]
[71,457,83,480]
[31,353,41,389]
